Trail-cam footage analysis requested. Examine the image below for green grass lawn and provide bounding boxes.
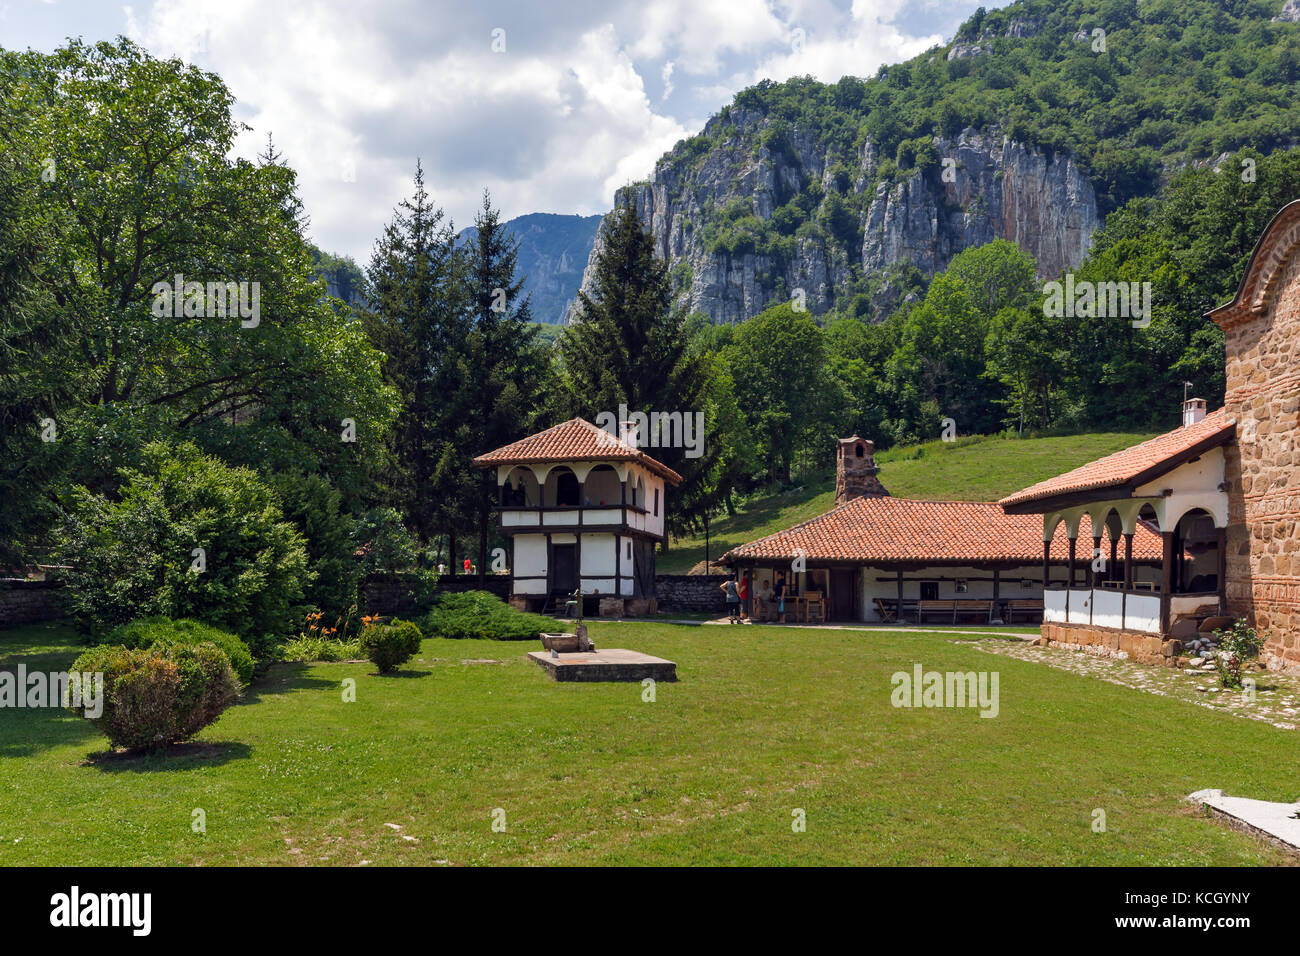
[661,431,1157,572]
[2,619,1295,866]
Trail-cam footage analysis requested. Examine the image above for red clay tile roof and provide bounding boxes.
[999,411,1235,511]
[472,417,683,485]
[721,496,1163,564]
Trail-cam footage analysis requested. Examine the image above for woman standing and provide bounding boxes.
[737,574,750,622]
[720,577,740,623]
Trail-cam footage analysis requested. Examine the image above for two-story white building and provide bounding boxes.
[473,418,683,617]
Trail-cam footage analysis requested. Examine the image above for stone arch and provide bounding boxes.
[501,465,540,507]
[584,464,621,506]
[1164,495,1229,531]
[1207,199,1300,326]
[1172,506,1220,596]
[543,465,581,507]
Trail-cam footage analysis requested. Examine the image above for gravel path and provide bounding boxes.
[972,638,1300,730]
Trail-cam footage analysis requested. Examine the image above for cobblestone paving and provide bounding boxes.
[971,638,1300,730]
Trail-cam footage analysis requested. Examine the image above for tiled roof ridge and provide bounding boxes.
[999,410,1235,508]
[473,416,684,484]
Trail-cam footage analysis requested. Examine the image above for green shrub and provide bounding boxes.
[70,641,242,751]
[420,590,558,641]
[270,473,363,636]
[56,441,311,655]
[282,635,362,662]
[360,618,423,673]
[1213,619,1267,689]
[104,616,255,685]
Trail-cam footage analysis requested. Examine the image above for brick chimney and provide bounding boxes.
[1182,397,1207,428]
[835,437,890,506]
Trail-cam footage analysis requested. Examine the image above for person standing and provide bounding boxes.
[737,574,750,622]
[774,573,787,624]
[721,577,740,623]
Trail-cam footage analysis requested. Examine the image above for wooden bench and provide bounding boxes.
[955,599,994,623]
[1003,599,1044,623]
[916,599,996,624]
[916,599,957,623]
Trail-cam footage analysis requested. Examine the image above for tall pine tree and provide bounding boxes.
[560,201,721,539]
[364,162,473,562]
[463,191,552,579]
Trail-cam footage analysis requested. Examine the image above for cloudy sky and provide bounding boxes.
[2,0,990,262]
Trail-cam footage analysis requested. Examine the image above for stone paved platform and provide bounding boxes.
[1187,789,1300,852]
[527,648,677,682]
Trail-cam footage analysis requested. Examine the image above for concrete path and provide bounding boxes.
[1187,789,1300,852]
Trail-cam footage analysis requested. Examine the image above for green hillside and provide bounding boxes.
[660,431,1156,573]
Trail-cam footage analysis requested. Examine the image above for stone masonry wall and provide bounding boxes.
[1219,222,1300,671]
[363,573,510,617]
[1041,623,1184,667]
[0,580,66,628]
[654,574,730,614]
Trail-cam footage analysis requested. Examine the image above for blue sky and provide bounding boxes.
[2,0,992,262]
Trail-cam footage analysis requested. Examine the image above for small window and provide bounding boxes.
[653,488,659,516]
[855,444,864,458]
[626,540,632,560]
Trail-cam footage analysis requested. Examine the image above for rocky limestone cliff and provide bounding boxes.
[861,129,1099,280]
[570,122,1098,325]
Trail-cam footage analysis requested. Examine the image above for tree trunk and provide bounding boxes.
[477,506,487,584]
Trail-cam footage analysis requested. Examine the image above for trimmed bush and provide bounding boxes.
[55,441,311,655]
[360,618,422,673]
[104,616,255,685]
[420,591,559,641]
[70,641,242,751]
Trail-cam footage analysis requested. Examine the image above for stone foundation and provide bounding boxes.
[1041,623,1184,667]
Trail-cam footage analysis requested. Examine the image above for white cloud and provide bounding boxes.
[110,0,979,262]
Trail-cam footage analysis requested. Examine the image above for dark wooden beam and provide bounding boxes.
[1160,531,1174,635]
[1216,526,1227,615]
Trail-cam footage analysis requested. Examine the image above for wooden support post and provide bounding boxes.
[1042,540,1050,589]
[1090,535,1101,625]
[1109,535,1118,585]
[896,568,904,625]
[1160,531,1174,635]
[992,568,1001,624]
[1216,526,1227,615]
[1066,537,1076,619]
[1123,532,1133,628]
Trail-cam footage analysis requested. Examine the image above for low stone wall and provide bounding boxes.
[1040,622,1184,667]
[362,573,510,616]
[0,580,66,627]
[654,574,730,614]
